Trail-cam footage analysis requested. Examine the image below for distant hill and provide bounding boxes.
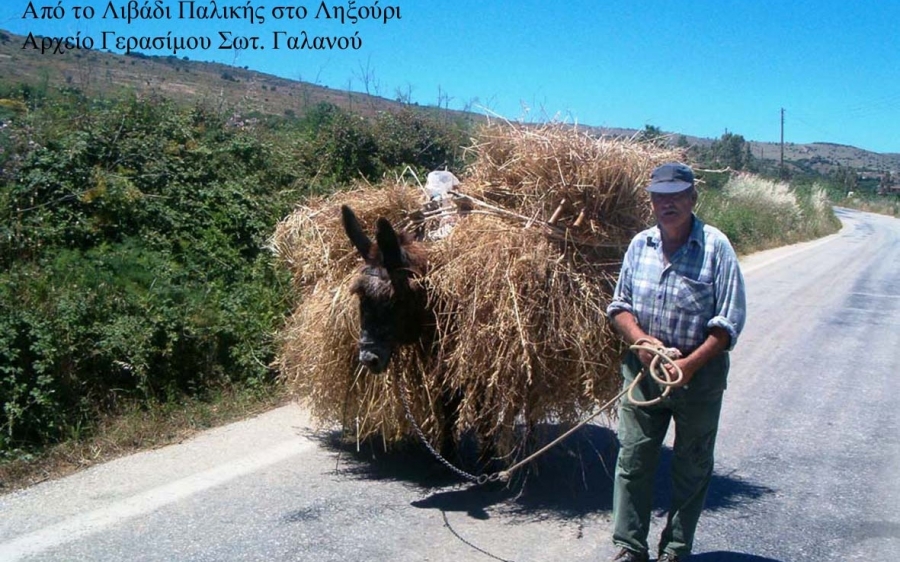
[3,29,899,177]
[0,29,431,119]
[749,140,900,177]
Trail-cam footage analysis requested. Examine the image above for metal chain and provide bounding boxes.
[394,374,503,485]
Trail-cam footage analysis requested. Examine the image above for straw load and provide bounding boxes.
[272,122,682,461]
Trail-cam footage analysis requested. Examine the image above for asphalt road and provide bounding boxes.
[1,207,898,562]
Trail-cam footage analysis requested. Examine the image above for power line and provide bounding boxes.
[843,92,900,115]
[787,109,837,140]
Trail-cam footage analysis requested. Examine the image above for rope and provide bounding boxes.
[394,339,684,486]
[626,337,683,407]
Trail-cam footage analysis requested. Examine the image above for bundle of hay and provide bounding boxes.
[270,183,424,291]
[464,122,661,252]
[272,122,682,460]
[271,182,438,447]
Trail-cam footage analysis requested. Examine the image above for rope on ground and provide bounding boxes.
[395,340,684,486]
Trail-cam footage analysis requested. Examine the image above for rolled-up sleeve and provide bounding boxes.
[707,238,747,350]
[607,240,637,319]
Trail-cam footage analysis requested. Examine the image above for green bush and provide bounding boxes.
[0,88,474,458]
[371,107,469,174]
[1,95,295,454]
[289,102,469,192]
[697,173,839,254]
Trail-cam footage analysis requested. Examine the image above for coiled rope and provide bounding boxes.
[625,337,683,406]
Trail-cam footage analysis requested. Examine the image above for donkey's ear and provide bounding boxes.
[375,217,405,271]
[341,205,372,260]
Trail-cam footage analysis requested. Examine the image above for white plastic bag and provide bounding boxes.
[425,170,460,200]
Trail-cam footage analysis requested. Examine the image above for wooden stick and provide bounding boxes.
[548,200,567,225]
[573,208,587,227]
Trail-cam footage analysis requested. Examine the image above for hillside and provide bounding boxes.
[750,140,900,177]
[0,29,420,119]
[2,29,899,176]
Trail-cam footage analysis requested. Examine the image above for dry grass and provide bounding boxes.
[0,385,288,493]
[272,122,682,462]
[839,195,900,218]
[270,182,425,292]
[697,173,842,254]
[464,122,667,243]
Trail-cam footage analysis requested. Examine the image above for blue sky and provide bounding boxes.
[3,0,899,153]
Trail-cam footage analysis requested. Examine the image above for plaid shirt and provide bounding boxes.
[607,215,746,353]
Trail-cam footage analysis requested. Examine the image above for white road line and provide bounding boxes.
[849,291,900,300]
[0,439,314,561]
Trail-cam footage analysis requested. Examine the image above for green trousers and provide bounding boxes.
[612,351,729,558]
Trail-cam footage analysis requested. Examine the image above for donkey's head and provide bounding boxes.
[341,205,430,374]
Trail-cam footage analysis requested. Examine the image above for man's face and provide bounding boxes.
[650,187,697,230]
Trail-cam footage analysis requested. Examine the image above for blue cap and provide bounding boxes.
[647,163,694,194]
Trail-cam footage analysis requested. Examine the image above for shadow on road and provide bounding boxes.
[689,553,784,562]
[653,450,773,515]
[314,423,774,521]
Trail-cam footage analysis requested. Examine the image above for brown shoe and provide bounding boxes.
[613,547,649,562]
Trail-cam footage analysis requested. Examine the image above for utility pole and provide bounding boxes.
[780,108,785,178]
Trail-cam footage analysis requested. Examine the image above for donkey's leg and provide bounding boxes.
[437,388,462,460]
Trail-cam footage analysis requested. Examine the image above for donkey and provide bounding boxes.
[342,205,455,448]
[341,205,518,468]
[340,205,433,374]
[342,205,473,460]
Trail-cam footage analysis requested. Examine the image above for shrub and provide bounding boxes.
[0,94,297,454]
[0,88,476,458]
[371,107,468,174]
[697,173,839,253]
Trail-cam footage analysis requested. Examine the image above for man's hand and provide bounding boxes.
[634,335,665,368]
[661,327,732,387]
[664,358,697,387]
[611,311,682,370]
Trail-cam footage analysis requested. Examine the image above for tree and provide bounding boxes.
[706,132,755,171]
[878,170,894,195]
[832,165,858,194]
[638,124,664,144]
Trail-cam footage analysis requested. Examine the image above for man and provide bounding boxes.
[606,162,747,562]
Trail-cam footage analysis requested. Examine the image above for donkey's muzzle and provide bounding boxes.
[359,343,391,374]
